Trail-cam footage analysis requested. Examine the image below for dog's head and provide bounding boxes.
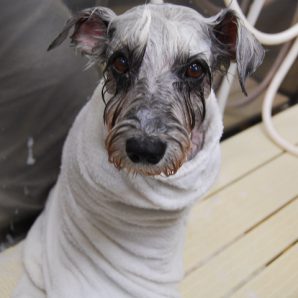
[49,4,264,176]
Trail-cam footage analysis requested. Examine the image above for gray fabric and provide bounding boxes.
[0,0,98,241]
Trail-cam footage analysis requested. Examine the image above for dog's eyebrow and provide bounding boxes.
[172,52,190,67]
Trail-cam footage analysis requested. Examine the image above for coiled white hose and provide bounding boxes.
[262,37,298,156]
[224,0,298,45]
[218,0,266,113]
[223,0,298,156]
[150,0,164,4]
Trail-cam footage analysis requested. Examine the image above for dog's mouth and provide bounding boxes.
[105,123,204,176]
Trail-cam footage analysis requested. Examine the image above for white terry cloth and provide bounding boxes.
[14,82,223,298]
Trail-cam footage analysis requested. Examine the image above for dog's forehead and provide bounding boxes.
[108,4,212,59]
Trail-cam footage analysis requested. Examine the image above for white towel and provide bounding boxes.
[14,82,223,298]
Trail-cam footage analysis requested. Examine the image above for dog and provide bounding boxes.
[14,2,264,298]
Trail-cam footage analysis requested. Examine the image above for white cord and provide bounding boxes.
[224,0,298,45]
[150,0,164,4]
[218,0,265,113]
[218,64,237,114]
[262,37,298,156]
[246,0,266,25]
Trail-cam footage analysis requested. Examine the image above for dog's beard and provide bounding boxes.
[105,122,191,176]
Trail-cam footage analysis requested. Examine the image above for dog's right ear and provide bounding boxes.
[210,9,265,95]
[48,7,116,57]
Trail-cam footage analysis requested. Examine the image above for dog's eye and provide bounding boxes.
[112,55,129,74]
[185,63,203,79]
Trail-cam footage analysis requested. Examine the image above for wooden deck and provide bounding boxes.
[182,104,298,298]
[0,104,297,298]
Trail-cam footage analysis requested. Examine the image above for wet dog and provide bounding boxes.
[14,3,263,298]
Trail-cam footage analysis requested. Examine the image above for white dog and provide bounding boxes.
[14,3,263,298]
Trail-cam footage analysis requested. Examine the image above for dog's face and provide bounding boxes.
[49,4,264,176]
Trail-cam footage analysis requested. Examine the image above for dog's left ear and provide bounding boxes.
[211,9,265,95]
[48,7,116,57]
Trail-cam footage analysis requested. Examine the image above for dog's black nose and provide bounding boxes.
[126,137,166,164]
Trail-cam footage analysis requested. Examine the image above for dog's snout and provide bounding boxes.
[126,137,166,165]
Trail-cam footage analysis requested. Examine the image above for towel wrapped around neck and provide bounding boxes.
[14,82,223,298]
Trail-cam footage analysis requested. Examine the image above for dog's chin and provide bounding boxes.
[125,166,179,177]
[108,154,186,177]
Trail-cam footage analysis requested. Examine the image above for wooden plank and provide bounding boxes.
[181,198,298,298]
[230,243,298,298]
[212,104,298,194]
[0,243,23,298]
[184,153,298,271]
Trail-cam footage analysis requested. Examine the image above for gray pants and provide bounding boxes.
[0,0,98,242]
